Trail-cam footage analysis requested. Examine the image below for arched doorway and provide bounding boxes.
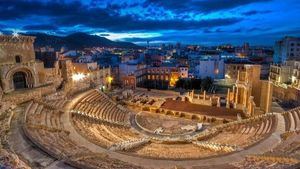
[13,72,27,89]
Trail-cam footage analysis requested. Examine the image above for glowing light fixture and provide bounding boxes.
[72,73,85,81]
[107,76,113,84]
[12,30,19,38]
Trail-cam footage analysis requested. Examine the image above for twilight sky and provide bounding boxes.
[0,0,300,45]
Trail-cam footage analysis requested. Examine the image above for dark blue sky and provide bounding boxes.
[0,0,300,45]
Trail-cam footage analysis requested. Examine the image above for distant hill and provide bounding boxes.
[24,32,142,50]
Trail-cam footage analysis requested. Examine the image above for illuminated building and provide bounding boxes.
[134,66,188,89]
[273,36,300,63]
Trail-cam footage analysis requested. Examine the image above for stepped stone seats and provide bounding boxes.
[110,138,150,151]
[193,141,240,152]
[25,101,64,129]
[72,90,129,124]
[282,108,300,131]
[232,156,293,169]
[69,154,143,169]
[24,126,141,169]
[44,99,67,109]
[265,131,300,160]
[72,115,142,149]
[133,142,220,159]
[42,92,68,109]
[203,115,276,148]
[23,101,141,169]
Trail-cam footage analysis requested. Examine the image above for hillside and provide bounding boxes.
[25,32,142,50]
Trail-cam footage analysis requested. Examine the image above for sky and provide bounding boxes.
[0,0,300,46]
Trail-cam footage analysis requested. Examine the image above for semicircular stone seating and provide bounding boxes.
[200,114,277,148]
[69,90,281,160]
[71,90,130,125]
[281,107,300,131]
[22,100,142,169]
[20,87,300,168]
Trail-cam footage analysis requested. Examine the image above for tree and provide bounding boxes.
[175,78,185,88]
[201,77,213,91]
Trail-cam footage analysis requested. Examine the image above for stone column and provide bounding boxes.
[234,87,239,108]
[232,86,236,101]
[203,90,206,100]
[248,96,255,116]
[243,89,247,107]
[217,97,220,107]
[226,88,230,108]
[235,87,239,104]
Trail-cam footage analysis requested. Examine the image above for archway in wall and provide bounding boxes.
[13,72,27,89]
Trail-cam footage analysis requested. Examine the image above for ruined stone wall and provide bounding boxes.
[273,85,300,101]
[259,81,273,113]
[2,85,56,104]
[0,35,35,64]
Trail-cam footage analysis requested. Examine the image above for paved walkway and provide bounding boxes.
[61,91,286,169]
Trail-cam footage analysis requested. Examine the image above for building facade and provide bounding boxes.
[269,63,292,84]
[273,36,300,63]
[0,35,48,93]
[0,35,111,103]
[193,59,224,79]
[135,66,188,89]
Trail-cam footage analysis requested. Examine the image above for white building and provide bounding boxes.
[273,36,300,63]
[194,59,224,79]
[119,60,146,80]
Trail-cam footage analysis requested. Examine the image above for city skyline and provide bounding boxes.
[0,0,300,45]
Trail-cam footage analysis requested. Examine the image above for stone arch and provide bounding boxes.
[191,114,198,120]
[166,111,172,115]
[13,72,27,89]
[5,66,37,90]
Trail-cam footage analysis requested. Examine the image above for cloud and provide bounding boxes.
[23,24,57,30]
[0,0,242,32]
[145,0,272,12]
[242,10,272,16]
[98,33,110,37]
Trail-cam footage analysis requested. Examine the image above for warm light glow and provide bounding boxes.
[107,76,113,84]
[292,76,296,83]
[169,73,179,87]
[72,73,86,81]
[225,74,231,79]
[215,69,219,74]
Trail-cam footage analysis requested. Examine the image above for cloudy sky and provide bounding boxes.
[0,0,300,45]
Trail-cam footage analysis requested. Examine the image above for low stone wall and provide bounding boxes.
[156,108,227,123]
[273,85,300,102]
[2,85,56,104]
[136,87,180,96]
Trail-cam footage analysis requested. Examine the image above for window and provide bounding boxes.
[15,55,21,63]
